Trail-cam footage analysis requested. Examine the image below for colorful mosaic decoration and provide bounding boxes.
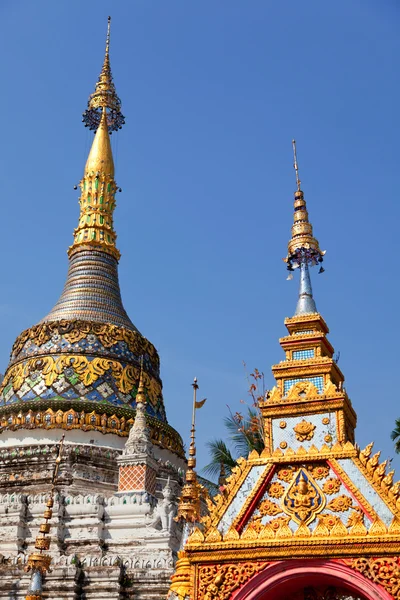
[0,19,181,455]
[168,145,400,600]
[284,376,324,395]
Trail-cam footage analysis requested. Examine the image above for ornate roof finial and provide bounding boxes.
[176,378,206,523]
[285,140,325,314]
[68,18,123,261]
[82,16,125,133]
[293,139,301,192]
[25,435,65,600]
[136,357,146,405]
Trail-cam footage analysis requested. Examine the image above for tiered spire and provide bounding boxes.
[42,16,136,329]
[69,16,124,261]
[82,16,125,133]
[25,436,65,600]
[285,140,325,315]
[261,141,355,453]
[176,378,206,523]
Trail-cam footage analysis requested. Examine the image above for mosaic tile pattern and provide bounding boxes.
[217,465,266,535]
[292,349,315,360]
[284,376,323,395]
[336,458,395,527]
[118,465,157,495]
[9,331,159,378]
[0,361,166,422]
[41,250,138,331]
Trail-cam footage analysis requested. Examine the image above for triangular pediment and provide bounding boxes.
[188,442,400,555]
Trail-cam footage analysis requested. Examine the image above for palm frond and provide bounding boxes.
[201,438,237,479]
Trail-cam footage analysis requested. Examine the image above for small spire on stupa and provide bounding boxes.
[284,140,325,315]
[176,378,206,523]
[124,359,149,454]
[25,435,65,600]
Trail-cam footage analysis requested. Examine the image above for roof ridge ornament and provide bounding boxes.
[284,140,325,315]
[82,16,125,133]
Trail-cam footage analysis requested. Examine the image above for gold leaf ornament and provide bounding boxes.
[327,494,354,512]
[293,419,316,442]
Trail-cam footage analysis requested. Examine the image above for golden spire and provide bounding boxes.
[286,140,324,264]
[176,378,206,522]
[69,17,123,261]
[136,358,146,404]
[25,435,65,600]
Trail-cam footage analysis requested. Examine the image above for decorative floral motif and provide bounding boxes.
[293,419,316,442]
[276,466,295,483]
[258,499,282,517]
[267,482,285,499]
[318,514,340,530]
[9,320,159,366]
[198,562,269,600]
[1,355,162,404]
[269,516,291,532]
[327,494,354,513]
[345,557,400,600]
[310,464,330,480]
[322,478,341,495]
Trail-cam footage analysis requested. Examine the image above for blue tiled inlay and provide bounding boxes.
[293,349,315,360]
[284,376,324,395]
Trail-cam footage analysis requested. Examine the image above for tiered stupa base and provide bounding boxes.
[0,440,185,600]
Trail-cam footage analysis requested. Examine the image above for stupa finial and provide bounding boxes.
[82,16,125,133]
[285,140,325,314]
[25,435,65,600]
[68,17,123,261]
[176,378,206,523]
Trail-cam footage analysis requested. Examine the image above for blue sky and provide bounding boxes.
[1,0,399,473]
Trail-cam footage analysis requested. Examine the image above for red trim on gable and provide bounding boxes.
[327,459,374,522]
[236,465,276,534]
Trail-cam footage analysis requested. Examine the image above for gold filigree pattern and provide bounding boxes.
[327,495,354,512]
[10,320,158,365]
[309,464,330,480]
[276,466,296,482]
[0,407,184,456]
[293,419,316,442]
[286,381,320,400]
[267,482,285,499]
[259,498,282,517]
[322,478,341,495]
[1,355,162,403]
[197,562,268,600]
[282,469,325,525]
[345,557,400,600]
